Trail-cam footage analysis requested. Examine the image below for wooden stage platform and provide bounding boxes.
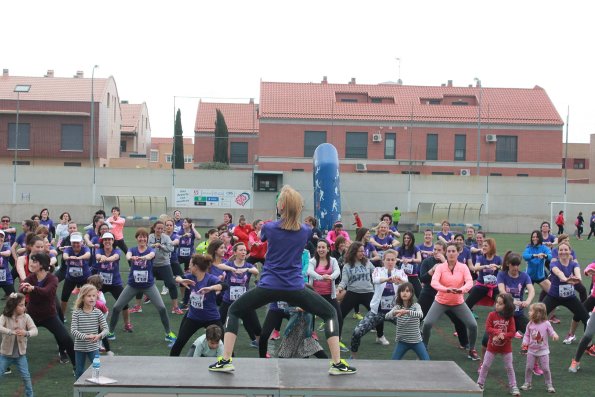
[73,356,482,397]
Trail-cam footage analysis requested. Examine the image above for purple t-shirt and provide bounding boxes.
[187,273,221,322]
[549,261,580,299]
[127,247,155,288]
[0,243,13,286]
[417,243,434,260]
[497,271,531,316]
[222,261,254,303]
[95,248,122,286]
[457,246,471,265]
[64,246,91,282]
[259,221,310,290]
[437,231,454,242]
[475,255,502,286]
[177,232,195,259]
[363,242,377,258]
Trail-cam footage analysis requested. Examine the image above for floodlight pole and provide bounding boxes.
[91,65,98,206]
[12,84,31,204]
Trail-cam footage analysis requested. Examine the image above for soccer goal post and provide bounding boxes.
[549,201,595,231]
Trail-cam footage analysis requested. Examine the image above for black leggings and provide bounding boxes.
[61,278,87,303]
[408,277,422,298]
[539,282,588,303]
[103,284,128,310]
[419,290,469,347]
[225,286,339,339]
[136,266,178,300]
[588,225,595,239]
[339,291,382,338]
[1,283,15,296]
[114,239,128,254]
[466,285,498,310]
[220,300,262,341]
[259,309,290,357]
[35,315,76,365]
[543,294,590,327]
[169,315,223,356]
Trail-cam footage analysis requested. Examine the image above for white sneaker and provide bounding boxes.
[376,336,390,345]
[161,286,169,295]
[563,334,576,344]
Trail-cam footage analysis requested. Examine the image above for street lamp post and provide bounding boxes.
[91,65,98,205]
[12,84,31,204]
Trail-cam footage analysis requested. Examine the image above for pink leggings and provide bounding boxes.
[525,354,552,386]
[477,351,517,387]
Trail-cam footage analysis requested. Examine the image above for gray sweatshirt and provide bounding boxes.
[338,260,374,293]
[148,233,174,267]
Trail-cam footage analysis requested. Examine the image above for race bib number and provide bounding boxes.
[559,284,574,298]
[230,286,246,301]
[403,263,414,274]
[483,275,497,285]
[69,266,83,278]
[133,270,149,284]
[190,291,204,309]
[0,269,6,282]
[99,272,113,285]
[277,301,288,310]
[179,247,191,257]
[380,295,395,311]
[513,298,522,312]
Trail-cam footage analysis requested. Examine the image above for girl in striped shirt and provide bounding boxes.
[71,284,109,379]
[385,282,429,360]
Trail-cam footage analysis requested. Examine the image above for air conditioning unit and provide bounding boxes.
[486,134,497,142]
[460,169,471,176]
[355,163,367,172]
[372,133,382,142]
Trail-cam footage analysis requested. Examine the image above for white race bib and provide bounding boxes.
[179,247,191,257]
[69,266,83,278]
[403,263,414,274]
[230,286,246,301]
[100,272,113,285]
[483,274,498,285]
[559,284,574,298]
[277,301,288,310]
[190,291,204,309]
[133,270,149,284]
[0,269,6,282]
[513,298,522,312]
[380,295,395,311]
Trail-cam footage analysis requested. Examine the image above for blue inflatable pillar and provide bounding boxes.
[313,143,341,233]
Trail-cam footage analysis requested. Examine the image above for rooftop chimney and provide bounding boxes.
[322,76,328,84]
[447,80,453,87]
[74,71,84,78]
[475,80,481,88]
[45,70,54,78]
[2,69,8,77]
[349,77,356,85]
[249,98,254,104]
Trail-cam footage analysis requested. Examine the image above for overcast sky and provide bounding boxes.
[3,1,594,142]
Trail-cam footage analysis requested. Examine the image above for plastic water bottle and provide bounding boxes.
[92,354,101,380]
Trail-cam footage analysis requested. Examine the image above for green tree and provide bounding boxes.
[173,108,184,169]
[213,109,229,164]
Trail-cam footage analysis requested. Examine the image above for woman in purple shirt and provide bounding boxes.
[497,251,535,336]
[208,185,356,375]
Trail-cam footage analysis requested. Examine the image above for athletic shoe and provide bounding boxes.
[459,344,470,350]
[568,359,580,373]
[339,341,350,353]
[72,287,80,295]
[352,312,364,321]
[171,307,184,315]
[4,367,11,375]
[99,346,106,353]
[107,332,116,341]
[468,349,480,361]
[477,383,484,391]
[549,315,560,324]
[376,336,390,345]
[129,305,142,313]
[143,295,151,304]
[520,383,532,391]
[161,286,169,295]
[547,384,556,393]
[510,386,521,396]
[178,303,189,311]
[453,331,458,337]
[123,323,134,332]
[329,359,357,375]
[270,329,280,340]
[209,357,234,372]
[317,322,325,332]
[514,331,523,339]
[106,351,115,357]
[312,331,319,340]
[563,333,576,344]
[59,351,70,364]
[586,345,595,357]
[265,353,271,358]
[533,362,544,376]
[165,331,177,343]
[249,340,258,349]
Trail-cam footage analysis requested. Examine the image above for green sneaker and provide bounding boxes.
[107,332,116,341]
[165,331,177,343]
[339,341,349,352]
[209,356,234,372]
[329,359,357,375]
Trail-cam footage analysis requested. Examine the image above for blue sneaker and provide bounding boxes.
[165,331,177,343]
[250,340,258,349]
[107,332,116,341]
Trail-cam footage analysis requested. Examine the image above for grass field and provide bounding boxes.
[2,229,594,397]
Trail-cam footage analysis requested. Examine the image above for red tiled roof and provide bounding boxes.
[121,103,143,133]
[195,101,259,133]
[259,81,563,126]
[0,75,110,102]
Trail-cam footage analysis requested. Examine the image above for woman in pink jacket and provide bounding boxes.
[422,242,479,360]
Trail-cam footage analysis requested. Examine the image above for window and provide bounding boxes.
[149,150,159,162]
[184,154,193,164]
[490,173,502,176]
[517,173,529,177]
[340,98,358,103]
[255,174,279,192]
[454,134,466,161]
[61,124,83,151]
[230,142,248,164]
[120,140,127,153]
[573,159,586,169]
[64,162,82,167]
[8,123,30,150]
[11,160,30,165]
[345,132,368,159]
[384,133,396,159]
[304,131,326,157]
[496,136,518,162]
[429,99,441,105]
[107,93,110,107]
[165,153,172,163]
[432,171,455,175]
[371,98,382,103]
[452,101,469,106]
[426,134,438,160]
[401,171,421,175]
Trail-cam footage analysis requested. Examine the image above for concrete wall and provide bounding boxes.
[1,166,593,233]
